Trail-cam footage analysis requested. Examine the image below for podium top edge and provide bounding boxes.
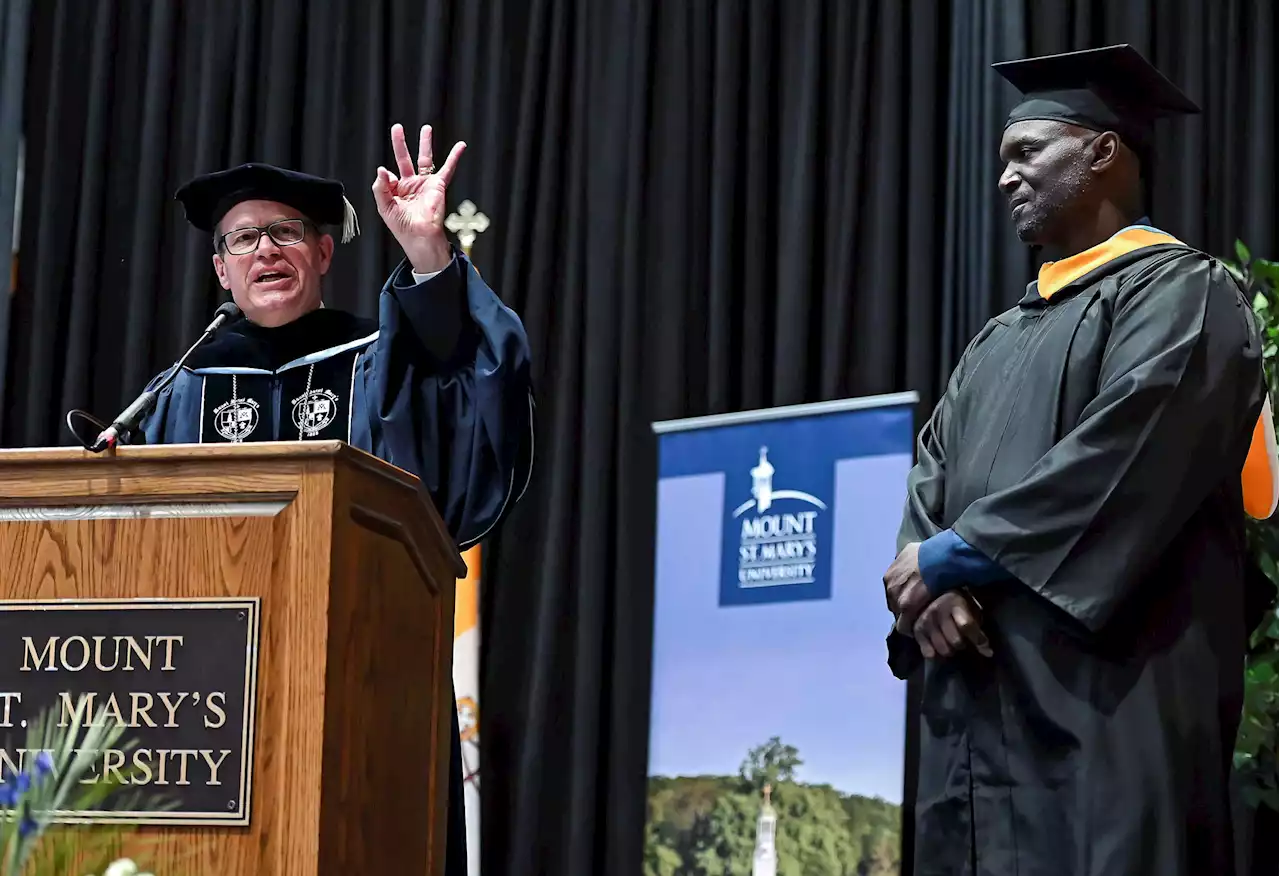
[650,391,922,435]
[0,440,419,485]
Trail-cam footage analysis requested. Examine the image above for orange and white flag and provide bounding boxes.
[1243,395,1278,520]
[455,545,482,876]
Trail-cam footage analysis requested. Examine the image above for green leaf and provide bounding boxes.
[1244,665,1274,696]
[1253,259,1279,290]
[1226,262,1248,284]
[1237,240,1253,265]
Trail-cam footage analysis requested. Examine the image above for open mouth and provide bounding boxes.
[255,271,292,284]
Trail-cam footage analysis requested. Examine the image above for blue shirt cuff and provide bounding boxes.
[917,529,1008,596]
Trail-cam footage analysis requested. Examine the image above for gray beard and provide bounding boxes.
[1015,160,1093,244]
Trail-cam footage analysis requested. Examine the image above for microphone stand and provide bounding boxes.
[85,302,242,453]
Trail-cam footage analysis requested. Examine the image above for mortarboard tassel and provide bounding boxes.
[341,195,360,244]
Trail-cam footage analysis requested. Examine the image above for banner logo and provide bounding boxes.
[722,445,832,606]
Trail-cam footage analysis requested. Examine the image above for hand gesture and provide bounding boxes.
[884,543,932,634]
[371,123,466,274]
[912,591,992,660]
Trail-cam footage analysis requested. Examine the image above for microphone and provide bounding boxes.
[88,302,242,452]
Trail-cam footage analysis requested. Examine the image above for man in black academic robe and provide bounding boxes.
[882,46,1274,876]
[135,125,533,876]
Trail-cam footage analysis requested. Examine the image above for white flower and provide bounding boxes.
[98,859,153,876]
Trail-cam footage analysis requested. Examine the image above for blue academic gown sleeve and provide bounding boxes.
[371,246,534,549]
[136,367,201,445]
[917,528,1010,596]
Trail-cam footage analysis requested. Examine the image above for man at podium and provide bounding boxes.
[138,123,534,875]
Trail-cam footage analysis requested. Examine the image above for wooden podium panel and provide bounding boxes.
[0,442,463,876]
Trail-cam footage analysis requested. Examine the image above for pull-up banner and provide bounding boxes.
[644,393,918,876]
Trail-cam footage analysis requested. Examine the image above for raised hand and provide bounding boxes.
[371,123,466,274]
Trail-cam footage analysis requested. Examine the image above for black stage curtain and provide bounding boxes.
[2,1,1275,874]
[0,0,29,434]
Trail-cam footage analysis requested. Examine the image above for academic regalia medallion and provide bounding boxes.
[197,360,355,444]
[213,397,260,442]
[291,387,340,438]
[201,373,273,444]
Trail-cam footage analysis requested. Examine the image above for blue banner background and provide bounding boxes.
[649,400,915,802]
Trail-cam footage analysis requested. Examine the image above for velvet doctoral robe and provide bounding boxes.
[890,227,1267,876]
[136,249,534,875]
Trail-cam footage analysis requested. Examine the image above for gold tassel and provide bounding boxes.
[341,196,360,244]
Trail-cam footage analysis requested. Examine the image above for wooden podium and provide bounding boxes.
[0,442,464,875]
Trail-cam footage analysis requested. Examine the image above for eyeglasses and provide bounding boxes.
[219,218,309,255]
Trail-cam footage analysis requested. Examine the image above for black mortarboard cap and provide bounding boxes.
[175,162,360,243]
[993,45,1200,160]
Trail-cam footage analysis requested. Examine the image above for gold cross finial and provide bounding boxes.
[445,199,491,257]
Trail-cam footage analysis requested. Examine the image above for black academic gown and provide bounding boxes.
[890,243,1265,876]
[138,250,534,875]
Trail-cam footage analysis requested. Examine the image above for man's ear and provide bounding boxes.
[212,253,232,291]
[1090,131,1123,173]
[317,233,334,275]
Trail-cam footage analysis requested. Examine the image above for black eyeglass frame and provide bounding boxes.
[216,218,314,255]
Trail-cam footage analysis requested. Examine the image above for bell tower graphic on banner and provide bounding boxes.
[752,783,778,876]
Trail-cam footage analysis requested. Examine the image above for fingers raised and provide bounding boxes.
[434,140,467,187]
[371,166,396,213]
[391,124,416,179]
[418,125,433,173]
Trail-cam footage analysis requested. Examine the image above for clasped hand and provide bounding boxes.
[883,543,992,660]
